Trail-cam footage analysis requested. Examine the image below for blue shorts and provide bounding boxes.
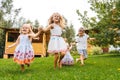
[77,49,88,58]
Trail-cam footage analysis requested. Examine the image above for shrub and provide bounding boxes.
[109,50,120,55]
[89,46,103,55]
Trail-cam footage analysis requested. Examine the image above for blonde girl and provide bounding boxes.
[43,12,67,69]
[7,24,42,71]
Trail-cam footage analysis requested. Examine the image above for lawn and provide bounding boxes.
[0,54,120,80]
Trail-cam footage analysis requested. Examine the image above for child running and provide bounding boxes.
[7,24,42,71]
[43,12,67,69]
[74,27,89,66]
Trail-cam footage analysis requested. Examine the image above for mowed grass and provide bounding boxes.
[0,54,120,80]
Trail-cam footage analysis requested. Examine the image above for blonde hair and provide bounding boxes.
[48,12,65,29]
[19,23,33,34]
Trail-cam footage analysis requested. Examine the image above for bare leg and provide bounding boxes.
[54,53,59,69]
[21,64,25,72]
[58,53,65,68]
[76,58,80,63]
[76,55,87,63]
[80,54,84,66]
[25,63,30,67]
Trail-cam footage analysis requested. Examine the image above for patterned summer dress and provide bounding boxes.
[61,43,74,65]
[14,34,34,64]
[47,24,67,54]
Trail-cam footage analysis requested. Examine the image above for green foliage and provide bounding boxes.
[0,29,5,57]
[76,10,91,28]
[0,0,21,57]
[77,0,120,47]
[15,17,26,27]
[0,0,21,28]
[26,20,33,24]
[34,20,40,28]
[89,46,103,55]
[109,50,120,55]
[0,54,120,80]
[62,24,75,43]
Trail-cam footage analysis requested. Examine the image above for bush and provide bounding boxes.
[109,50,120,55]
[89,46,103,55]
[70,50,78,56]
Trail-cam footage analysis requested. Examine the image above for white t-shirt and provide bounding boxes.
[75,33,89,49]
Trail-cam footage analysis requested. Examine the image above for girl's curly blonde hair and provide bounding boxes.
[48,12,66,29]
[19,23,33,34]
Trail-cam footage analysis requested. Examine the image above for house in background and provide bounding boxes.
[3,28,50,59]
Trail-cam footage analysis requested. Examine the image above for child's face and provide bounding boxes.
[21,24,30,34]
[52,13,60,23]
[78,29,84,36]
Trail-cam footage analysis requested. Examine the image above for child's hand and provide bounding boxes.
[6,46,11,50]
[51,24,54,29]
[5,46,11,54]
[70,42,76,46]
[38,26,43,31]
[70,43,73,46]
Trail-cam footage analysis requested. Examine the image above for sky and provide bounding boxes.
[13,0,95,33]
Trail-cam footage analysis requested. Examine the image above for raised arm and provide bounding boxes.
[43,24,53,32]
[29,27,43,38]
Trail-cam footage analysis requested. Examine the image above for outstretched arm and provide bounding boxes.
[7,35,20,49]
[29,27,43,38]
[88,38,95,40]
[68,44,73,50]
[43,24,53,32]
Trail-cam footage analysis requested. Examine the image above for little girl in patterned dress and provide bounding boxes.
[7,24,42,71]
[43,12,67,69]
[61,38,74,65]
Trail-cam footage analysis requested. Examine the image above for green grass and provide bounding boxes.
[0,54,120,80]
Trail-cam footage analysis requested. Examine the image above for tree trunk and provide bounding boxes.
[102,47,109,53]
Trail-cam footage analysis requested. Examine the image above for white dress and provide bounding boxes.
[14,34,34,64]
[47,24,67,54]
[61,43,74,65]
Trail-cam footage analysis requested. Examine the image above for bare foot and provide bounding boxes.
[76,58,80,63]
[26,64,30,67]
[21,65,25,72]
[80,64,84,66]
[58,62,62,69]
[84,58,87,60]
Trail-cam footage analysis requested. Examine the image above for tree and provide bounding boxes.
[34,19,40,28]
[0,0,21,57]
[62,23,75,44]
[15,17,26,28]
[76,0,120,48]
[0,0,21,28]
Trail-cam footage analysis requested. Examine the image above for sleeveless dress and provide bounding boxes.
[61,43,74,65]
[47,24,67,54]
[14,34,34,64]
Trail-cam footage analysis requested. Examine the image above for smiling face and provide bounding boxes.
[21,24,31,34]
[78,28,85,36]
[52,13,61,23]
